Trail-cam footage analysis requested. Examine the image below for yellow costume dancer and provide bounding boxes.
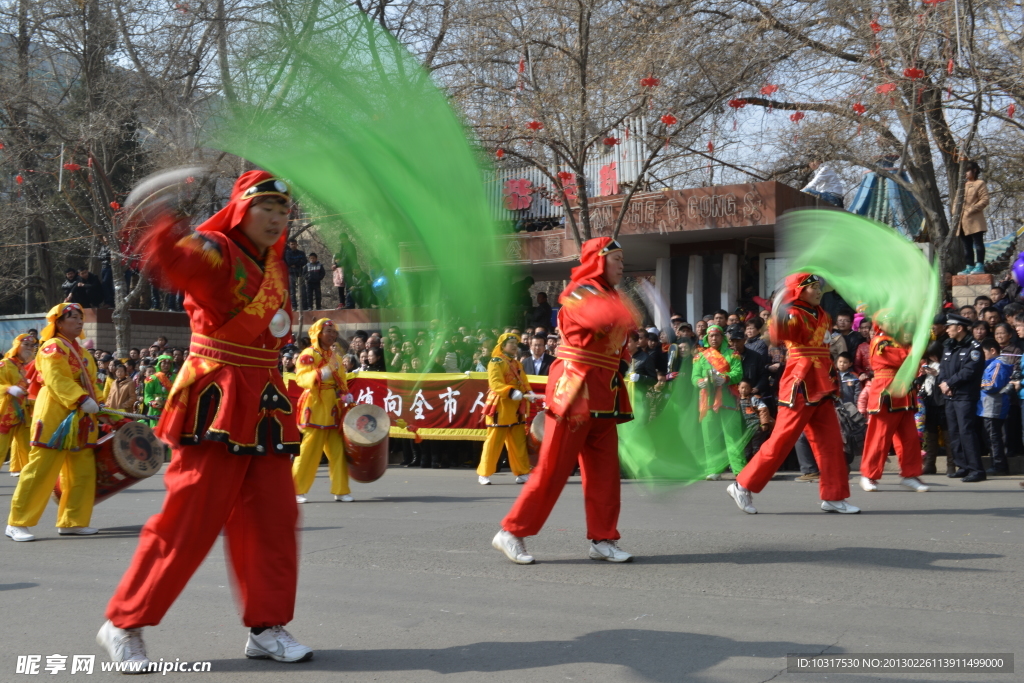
[292,319,354,502]
[0,334,35,475]
[6,303,101,542]
[477,333,534,484]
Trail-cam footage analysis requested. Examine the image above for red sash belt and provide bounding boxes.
[555,345,620,372]
[189,334,279,369]
[788,347,831,360]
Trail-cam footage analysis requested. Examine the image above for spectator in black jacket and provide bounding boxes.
[78,267,104,308]
[284,238,307,307]
[303,253,326,310]
[522,333,554,376]
[61,269,84,304]
[727,324,769,397]
[527,292,553,330]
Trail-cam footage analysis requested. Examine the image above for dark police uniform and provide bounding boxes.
[937,322,985,479]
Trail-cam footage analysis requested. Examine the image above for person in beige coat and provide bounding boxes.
[958,161,989,275]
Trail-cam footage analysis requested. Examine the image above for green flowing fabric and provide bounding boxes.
[618,353,750,487]
[778,209,940,394]
[210,3,506,326]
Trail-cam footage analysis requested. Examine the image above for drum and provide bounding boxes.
[343,404,390,483]
[526,412,545,467]
[53,420,165,505]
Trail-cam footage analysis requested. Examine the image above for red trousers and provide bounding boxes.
[106,443,299,629]
[502,414,620,541]
[860,407,921,480]
[737,395,850,501]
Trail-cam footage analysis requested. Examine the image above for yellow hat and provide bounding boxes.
[308,318,336,355]
[491,332,521,359]
[41,302,85,342]
[4,333,37,360]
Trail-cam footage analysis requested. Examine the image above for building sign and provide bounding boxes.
[576,183,772,237]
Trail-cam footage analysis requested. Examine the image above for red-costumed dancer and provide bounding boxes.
[98,171,313,670]
[492,237,639,564]
[858,326,929,493]
[727,273,860,514]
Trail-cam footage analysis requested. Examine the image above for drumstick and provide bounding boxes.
[100,408,152,421]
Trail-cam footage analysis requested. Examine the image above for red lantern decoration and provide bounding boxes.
[727,98,748,109]
[947,59,955,75]
[495,148,505,159]
[903,68,925,79]
[526,120,543,131]
[185,176,195,184]
[707,141,714,153]
[557,171,573,181]
[876,83,897,94]
[870,21,882,33]
[603,137,620,146]
[87,158,93,167]
[922,0,947,5]
[15,174,23,184]
[789,111,805,123]
[1009,103,1017,119]
[660,114,678,126]
[0,142,4,149]
[760,84,779,96]
[110,201,120,210]
[640,77,660,88]
[63,163,81,171]
[853,103,866,114]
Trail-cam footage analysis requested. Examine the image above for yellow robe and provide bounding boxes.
[8,335,99,529]
[477,353,532,477]
[0,357,28,472]
[292,345,351,496]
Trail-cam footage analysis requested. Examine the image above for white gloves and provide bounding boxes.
[341,393,354,404]
[713,374,727,387]
[320,367,333,381]
[6,386,25,398]
[629,373,640,383]
[510,389,523,401]
[81,398,100,414]
[697,379,708,389]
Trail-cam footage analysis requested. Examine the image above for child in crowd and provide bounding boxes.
[835,352,861,405]
[978,338,1013,475]
[737,380,772,463]
[835,352,866,466]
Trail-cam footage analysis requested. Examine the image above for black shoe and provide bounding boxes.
[962,470,987,483]
[986,467,1010,476]
[949,468,968,478]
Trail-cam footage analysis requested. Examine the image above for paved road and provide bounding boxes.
[2,464,1022,681]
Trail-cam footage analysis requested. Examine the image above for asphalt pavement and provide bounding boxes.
[2,462,1022,681]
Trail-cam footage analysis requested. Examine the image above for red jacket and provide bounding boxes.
[145,221,301,455]
[865,333,916,412]
[548,283,638,423]
[771,300,838,407]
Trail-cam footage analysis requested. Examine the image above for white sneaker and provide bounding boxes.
[295,495,307,504]
[58,526,99,535]
[96,619,150,674]
[9,471,19,477]
[244,626,313,663]
[859,476,878,492]
[705,472,722,481]
[900,477,930,492]
[514,474,529,484]
[5,525,34,542]
[334,494,353,502]
[726,483,757,514]
[478,476,491,485]
[491,529,534,564]
[588,540,633,563]
[821,499,861,514]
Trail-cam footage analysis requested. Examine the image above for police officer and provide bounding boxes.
[937,313,986,482]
